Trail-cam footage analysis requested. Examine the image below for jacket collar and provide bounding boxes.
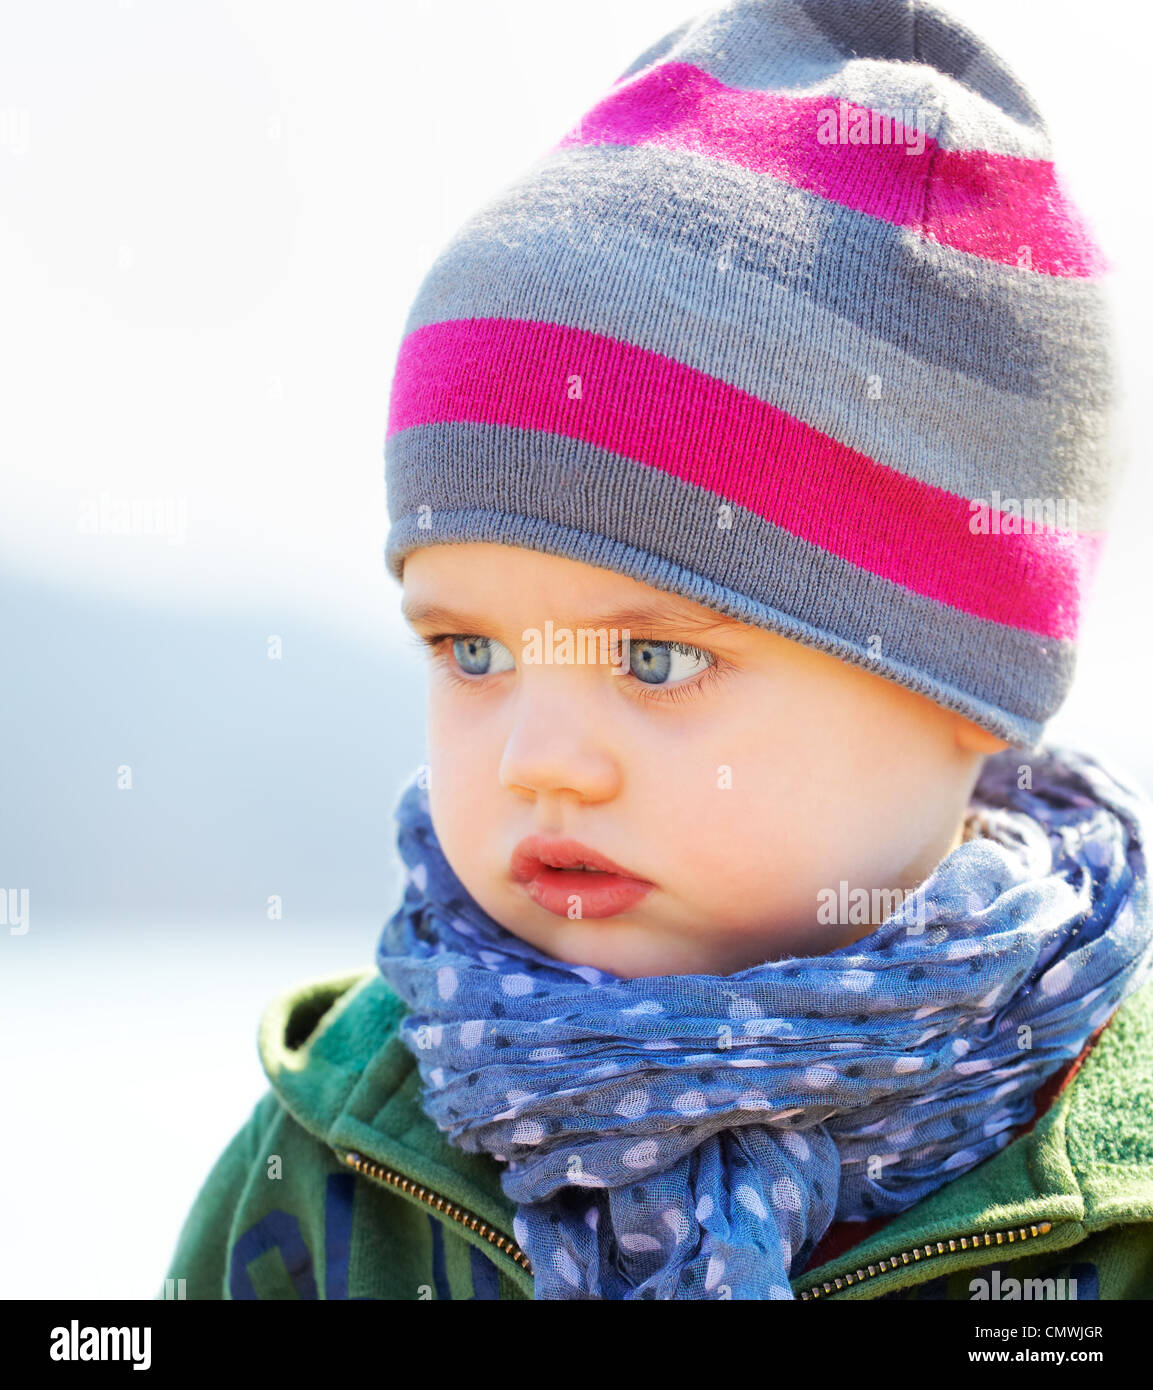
[258,968,536,1295]
[259,967,1153,1299]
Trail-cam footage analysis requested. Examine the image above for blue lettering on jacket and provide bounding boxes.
[229,1171,505,1299]
[468,1242,502,1300]
[426,1214,505,1298]
[229,1209,319,1300]
[428,1214,452,1300]
[324,1172,355,1299]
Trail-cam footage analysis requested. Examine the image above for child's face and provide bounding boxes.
[401,543,1006,979]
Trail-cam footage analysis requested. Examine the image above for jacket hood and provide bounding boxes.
[258,965,1153,1299]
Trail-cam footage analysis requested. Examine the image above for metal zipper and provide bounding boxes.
[342,1147,1055,1301]
[795,1219,1055,1301]
[341,1149,534,1274]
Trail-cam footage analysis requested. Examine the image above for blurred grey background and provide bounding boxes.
[2,0,1150,1298]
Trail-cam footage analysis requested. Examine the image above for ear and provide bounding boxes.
[953,714,1011,755]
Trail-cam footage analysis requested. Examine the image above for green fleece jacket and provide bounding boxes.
[158,968,1153,1301]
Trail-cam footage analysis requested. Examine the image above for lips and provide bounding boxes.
[510,835,644,881]
[509,835,654,920]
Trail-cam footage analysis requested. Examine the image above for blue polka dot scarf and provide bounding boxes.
[375,745,1153,1300]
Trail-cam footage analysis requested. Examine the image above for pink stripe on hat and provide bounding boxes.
[555,61,1107,277]
[387,316,1102,640]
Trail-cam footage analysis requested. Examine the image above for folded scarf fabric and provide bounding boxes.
[375,745,1153,1300]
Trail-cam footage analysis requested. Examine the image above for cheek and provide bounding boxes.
[427,682,505,764]
[427,758,484,896]
[425,681,460,748]
[654,742,840,889]
[425,704,483,834]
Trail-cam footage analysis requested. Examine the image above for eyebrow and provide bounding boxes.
[400,597,744,638]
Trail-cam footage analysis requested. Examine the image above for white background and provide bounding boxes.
[1,0,1149,1299]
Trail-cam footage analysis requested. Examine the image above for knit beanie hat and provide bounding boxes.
[383,0,1120,751]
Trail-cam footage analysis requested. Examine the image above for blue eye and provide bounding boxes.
[407,629,725,707]
[450,635,516,676]
[624,639,714,686]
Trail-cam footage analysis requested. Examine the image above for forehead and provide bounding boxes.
[400,543,747,638]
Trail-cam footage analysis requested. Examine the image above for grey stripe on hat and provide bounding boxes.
[385,421,1074,747]
[406,166,1112,526]
[612,0,1049,155]
[411,144,1112,408]
[801,0,1046,134]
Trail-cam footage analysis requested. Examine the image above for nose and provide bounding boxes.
[498,669,622,806]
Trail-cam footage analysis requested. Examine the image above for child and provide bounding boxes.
[160,0,1153,1301]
